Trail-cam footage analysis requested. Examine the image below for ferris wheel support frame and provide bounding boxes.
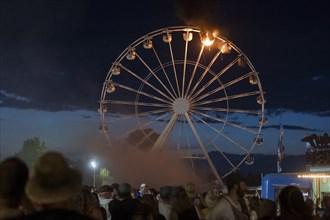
[185,112,224,186]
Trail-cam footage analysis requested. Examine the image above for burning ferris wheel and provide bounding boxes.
[98,26,266,184]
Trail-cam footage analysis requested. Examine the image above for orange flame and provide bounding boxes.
[200,32,216,46]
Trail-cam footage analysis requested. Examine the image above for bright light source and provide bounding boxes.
[298,174,330,178]
[91,161,96,168]
[200,32,215,46]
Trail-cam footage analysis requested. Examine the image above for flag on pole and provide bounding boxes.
[277,113,285,173]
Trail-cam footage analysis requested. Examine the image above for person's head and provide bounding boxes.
[147,188,157,197]
[170,186,193,214]
[118,182,132,199]
[184,182,197,199]
[225,172,247,197]
[139,183,148,194]
[278,185,307,217]
[0,157,29,207]
[72,186,94,216]
[203,189,219,210]
[25,151,82,209]
[111,183,120,198]
[140,194,158,213]
[98,185,113,199]
[132,202,153,220]
[160,185,172,202]
[258,199,276,220]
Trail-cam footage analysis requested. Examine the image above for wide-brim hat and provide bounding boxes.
[25,151,82,204]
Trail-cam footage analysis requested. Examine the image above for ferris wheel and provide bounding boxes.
[99,26,267,184]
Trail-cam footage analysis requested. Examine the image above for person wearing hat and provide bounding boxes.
[108,182,140,220]
[206,172,248,220]
[0,157,29,219]
[135,182,148,199]
[277,185,313,220]
[24,151,93,219]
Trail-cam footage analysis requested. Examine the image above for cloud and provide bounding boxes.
[0,90,29,102]
[262,124,323,132]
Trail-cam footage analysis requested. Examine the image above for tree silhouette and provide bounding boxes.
[15,137,47,168]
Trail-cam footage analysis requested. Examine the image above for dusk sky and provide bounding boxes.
[1,0,329,164]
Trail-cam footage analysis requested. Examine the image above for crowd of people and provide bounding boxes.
[0,151,329,220]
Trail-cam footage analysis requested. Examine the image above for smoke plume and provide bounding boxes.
[175,0,219,31]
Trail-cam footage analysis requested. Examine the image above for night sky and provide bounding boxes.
[1,0,329,161]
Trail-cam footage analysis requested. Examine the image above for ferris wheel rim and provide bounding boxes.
[99,26,267,182]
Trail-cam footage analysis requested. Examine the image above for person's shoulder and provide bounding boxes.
[207,197,233,220]
[217,196,231,206]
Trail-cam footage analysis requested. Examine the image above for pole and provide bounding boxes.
[93,167,96,188]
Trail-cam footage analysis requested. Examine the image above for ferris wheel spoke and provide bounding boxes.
[192,106,262,115]
[185,45,205,99]
[190,111,249,153]
[187,50,222,99]
[113,82,172,105]
[135,52,177,100]
[167,41,181,96]
[152,47,179,98]
[185,113,223,183]
[177,115,183,151]
[189,117,237,169]
[190,115,217,148]
[119,64,174,101]
[192,71,255,103]
[105,99,170,108]
[181,30,190,97]
[185,117,198,181]
[151,113,179,151]
[131,128,158,149]
[189,56,240,101]
[192,90,263,106]
[191,109,259,135]
[124,112,171,146]
[107,108,170,123]
[183,116,192,151]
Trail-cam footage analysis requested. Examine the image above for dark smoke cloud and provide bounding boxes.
[175,0,219,31]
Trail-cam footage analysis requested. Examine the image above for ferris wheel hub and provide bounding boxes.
[172,98,190,115]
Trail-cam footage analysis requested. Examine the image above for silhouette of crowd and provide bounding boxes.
[1,151,329,220]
